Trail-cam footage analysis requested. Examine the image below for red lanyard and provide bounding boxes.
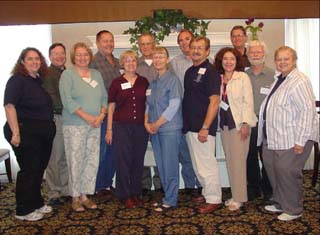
[221,75,227,101]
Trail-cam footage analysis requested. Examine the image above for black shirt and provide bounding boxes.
[4,73,53,120]
[219,84,236,130]
[182,59,221,136]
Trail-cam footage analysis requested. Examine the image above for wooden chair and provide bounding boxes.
[0,149,13,190]
[311,101,320,187]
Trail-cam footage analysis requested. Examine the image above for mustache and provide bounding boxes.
[192,52,202,57]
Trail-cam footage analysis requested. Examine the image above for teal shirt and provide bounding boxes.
[59,68,108,125]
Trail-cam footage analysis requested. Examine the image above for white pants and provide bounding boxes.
[186,132,222,204]
[63,125,100,197]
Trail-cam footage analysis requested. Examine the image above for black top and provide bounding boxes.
[4,73,53,120]
[219,83,236,130]
[182,59,221,136]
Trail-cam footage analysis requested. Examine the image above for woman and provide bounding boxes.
[145,47,182,212]
[106,50,149,208]
[3,47,56,221]
[59,42,108,212]
[214,47,257,211]
[258,46,318,221]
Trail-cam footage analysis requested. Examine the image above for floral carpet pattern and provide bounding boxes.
[0,171,319,235]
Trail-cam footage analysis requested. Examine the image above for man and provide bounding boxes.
[170,29,201,195]
[91,30,121,197]
[245,40,273,201]
[136,33,162,195]
[43,43,69,206]
[183,36,222,214]
[230,25,251,68]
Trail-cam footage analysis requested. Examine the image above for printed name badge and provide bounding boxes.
[146,89,151,96]
[219,101,229,111]
[198,68,206,75]
[89,80,98,88]
[119,69,124,75]
[121,82,132,90]
[260,87,271,95]
[145,59,153,66]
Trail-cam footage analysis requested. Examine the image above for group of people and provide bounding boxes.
[3,25,318,222]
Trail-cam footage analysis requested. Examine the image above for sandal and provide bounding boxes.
[72,200,85,212]
[228,201,243,211]
[81,199,97,209]
[224,198,234,206]
[154,203,175,212]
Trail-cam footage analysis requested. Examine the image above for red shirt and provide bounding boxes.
[108,74,149,124]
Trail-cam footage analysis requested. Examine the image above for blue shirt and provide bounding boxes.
[4,73,53,120]
[146,70,183,132]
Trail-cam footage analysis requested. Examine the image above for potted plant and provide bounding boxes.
[123,9,210,51]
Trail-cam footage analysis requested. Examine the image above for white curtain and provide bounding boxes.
[0,25,52,181]
[285,19,319,100]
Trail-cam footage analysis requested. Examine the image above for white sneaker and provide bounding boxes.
[264,205,283,213]
[36,205,53,214]
[277,212,302,221]
[224,198,234,206]
[15,211,44,221]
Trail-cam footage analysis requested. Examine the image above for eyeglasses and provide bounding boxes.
[75,53,89,57]
[152,55,167,59]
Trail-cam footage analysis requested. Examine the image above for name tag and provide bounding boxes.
[145,59,153,66]
[198,68,206,75]
[89,80,98,88]
[119,69,124,75]
[220,101,229,111]
[146,89,151,96]
[260,87,271,95]
[121,82,132,90]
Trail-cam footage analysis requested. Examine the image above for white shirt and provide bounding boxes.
[257,68,319,150]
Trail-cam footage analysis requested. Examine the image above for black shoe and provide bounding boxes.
[247,188,262,201]
[142,188,151,196]
[48,198,63,206]
[155,188,164,194]
[184,188,194,195]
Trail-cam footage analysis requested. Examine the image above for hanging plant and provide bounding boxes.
[123,9,210,51]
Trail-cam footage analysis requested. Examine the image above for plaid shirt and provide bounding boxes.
[90,51,121,91]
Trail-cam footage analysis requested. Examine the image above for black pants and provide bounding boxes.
[4,119,56,216]
[113,122,148,200]
[246,124,272,197]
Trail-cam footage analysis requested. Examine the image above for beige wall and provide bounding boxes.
[52,19,285,69]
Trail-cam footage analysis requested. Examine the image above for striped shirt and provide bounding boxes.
[257,68,319,150]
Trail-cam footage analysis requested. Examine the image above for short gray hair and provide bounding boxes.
[247,40,268,55]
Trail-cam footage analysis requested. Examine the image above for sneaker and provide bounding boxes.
[36,205,53,214]
[264,205,283,213]
[277,212,302,221]
[15,211,44,221]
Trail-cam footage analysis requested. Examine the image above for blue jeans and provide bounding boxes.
[151,130,181,206]
[179,134,201,188]
[95,117,115,192]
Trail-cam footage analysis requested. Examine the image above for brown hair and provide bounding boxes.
[11,47,48,77]
[230,25,247,36]
[70,42,93,65]
[153,46,169,58]
[190,36,210,50]
[177,29,194,44]
[214,47,244,74]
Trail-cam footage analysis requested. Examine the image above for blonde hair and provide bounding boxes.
[152,46,169,58]
[119,50,138,67]
[70,42,93,65]
[274,46,298,61]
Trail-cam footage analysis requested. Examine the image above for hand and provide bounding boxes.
[150,122,160,134]
[240,124,250,141]
[93,114,104,128]
[198,128,208,143]
[11,134,20,147]
[85,114,97,127]
[294,144,304,155]
[106,130,112,145]
[144,123,154,134]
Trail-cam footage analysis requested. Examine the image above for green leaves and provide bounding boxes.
[123,9,210,51]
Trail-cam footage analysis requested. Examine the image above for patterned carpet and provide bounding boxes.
[0,171,319,235]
